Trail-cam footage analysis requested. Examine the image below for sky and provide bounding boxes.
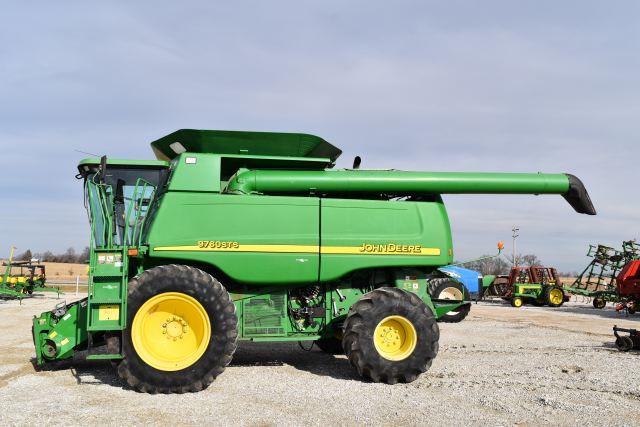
[0,1,638,271]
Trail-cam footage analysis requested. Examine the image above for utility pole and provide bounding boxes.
[511,227,519,266]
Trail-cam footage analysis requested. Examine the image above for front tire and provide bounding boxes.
[116,265,238,393]
[343,287,439,384]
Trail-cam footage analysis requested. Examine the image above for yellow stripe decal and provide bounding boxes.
[153,244,440,256]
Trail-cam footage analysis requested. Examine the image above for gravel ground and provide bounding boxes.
[1,295,639,426]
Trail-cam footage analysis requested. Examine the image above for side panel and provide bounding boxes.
[147,193,320,284]
[320,198,453,281]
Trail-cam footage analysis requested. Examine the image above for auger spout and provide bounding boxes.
[225,169,596,215]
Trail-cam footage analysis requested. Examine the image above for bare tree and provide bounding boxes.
[462,255,511,275]
[16,249,33,261]
[506,253,543,267]
[521,254,543,267]
[62,247,76,263]
[78,246,90,263]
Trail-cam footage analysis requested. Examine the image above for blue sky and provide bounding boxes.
[0,1,638,271]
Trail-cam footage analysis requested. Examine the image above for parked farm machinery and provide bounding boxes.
[482,266,567,308]
[614,325,640,351]
[1,247,62,300]
[426,243,505,322]
[32,129,595,393]
[563,240,640,312]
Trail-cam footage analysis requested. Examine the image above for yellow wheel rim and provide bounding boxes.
[513,298,523,307]
[373,315,417,361]
[132,292,211,371]
[549,289,563,305]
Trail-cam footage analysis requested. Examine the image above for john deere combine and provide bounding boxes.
[32,130,596,393]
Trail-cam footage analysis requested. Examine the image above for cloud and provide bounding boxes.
[0,1,638,270]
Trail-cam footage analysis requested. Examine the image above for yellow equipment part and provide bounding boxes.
[131,292,211,371]
[548,288,564,305]
[373,315,417,361]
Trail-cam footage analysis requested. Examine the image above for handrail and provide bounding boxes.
[123,178,156,246]
[84,173,157,249]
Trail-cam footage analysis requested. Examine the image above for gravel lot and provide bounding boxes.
[1,295,639,426]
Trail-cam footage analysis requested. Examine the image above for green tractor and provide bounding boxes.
[503,266,567,308]
[482,266,567,307]
[32,130,595,393]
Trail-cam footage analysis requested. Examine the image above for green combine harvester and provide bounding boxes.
[32,130,596,393]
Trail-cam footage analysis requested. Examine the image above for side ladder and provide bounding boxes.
[85,247,128,360]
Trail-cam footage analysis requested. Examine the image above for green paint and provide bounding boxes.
[226,169,571,195]
[32,129,594,367]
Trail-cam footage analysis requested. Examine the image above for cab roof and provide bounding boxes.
[77,158,170,176]
[150,129,342,162]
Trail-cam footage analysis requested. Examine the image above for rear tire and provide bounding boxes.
[116,265,238,394]
[429,278,470,323]
[343,287,439,384]
[545,286,565,307]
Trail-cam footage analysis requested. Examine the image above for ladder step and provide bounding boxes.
[87,354,123,360]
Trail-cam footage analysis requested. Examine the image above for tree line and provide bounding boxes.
[459,253,577,277]
[13,247,90,264]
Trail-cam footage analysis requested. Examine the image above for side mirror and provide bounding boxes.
[352,156,361,169]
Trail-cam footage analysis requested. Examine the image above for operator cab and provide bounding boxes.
[77,158,170,248]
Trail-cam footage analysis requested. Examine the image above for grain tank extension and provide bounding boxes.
[32,129,595,393]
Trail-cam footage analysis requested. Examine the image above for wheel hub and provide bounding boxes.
[378,326,402,351]
[163,317,188,340]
